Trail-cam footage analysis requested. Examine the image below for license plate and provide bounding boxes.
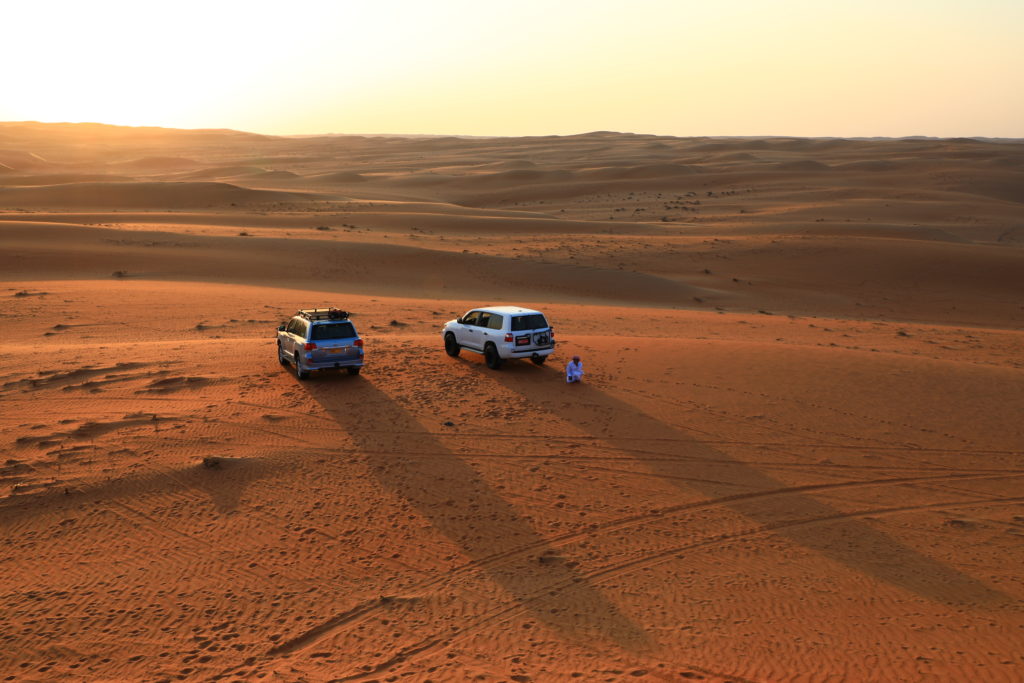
[328,347,346,354]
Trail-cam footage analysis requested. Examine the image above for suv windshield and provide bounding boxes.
[310,322,356,340]
[511,314,547,331]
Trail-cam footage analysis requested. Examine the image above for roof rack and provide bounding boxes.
[297,308,350,321]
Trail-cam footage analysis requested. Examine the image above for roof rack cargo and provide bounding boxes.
[297,308,350,321]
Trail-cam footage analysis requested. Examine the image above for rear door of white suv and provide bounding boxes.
[510,313,552,352]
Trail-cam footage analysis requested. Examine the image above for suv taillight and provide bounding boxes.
[354,339,363,347]
[504,333,514,342]
[304,342,317,351]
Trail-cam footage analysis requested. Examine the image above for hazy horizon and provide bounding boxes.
[4,0,1022,139]
[6,120,1024,142]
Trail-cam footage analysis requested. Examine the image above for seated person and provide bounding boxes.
[566,355,584,383]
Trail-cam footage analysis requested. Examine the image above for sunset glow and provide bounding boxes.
[4,0,1022,137]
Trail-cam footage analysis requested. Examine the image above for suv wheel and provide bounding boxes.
[444,333,461,357]
[530,355,547,366]
[294,353,310,380]
[278,342,289,366]
[484,343,503,370]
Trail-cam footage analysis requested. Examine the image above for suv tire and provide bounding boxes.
[530,355,547,366]
[294,353,310,380]
[277,342,289,366]
[484,343,503,370]
[444,333,461,357]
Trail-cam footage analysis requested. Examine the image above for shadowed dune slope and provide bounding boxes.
[0,173,137,186]
[0,181,315,208]
[0,221,705,305]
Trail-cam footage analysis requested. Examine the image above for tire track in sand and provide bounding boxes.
[260,471,1020,664]
[319,494,1024,682]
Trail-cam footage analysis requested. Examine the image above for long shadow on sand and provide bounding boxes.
[492,363,1013,607]
[305,376,649,650]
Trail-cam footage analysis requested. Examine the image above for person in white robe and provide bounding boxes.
[566,355,584,383]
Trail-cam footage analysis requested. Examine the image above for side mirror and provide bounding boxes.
[456,317,464,324]
[278,324,286,332]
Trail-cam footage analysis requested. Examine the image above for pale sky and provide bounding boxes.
[4,0,1022,138]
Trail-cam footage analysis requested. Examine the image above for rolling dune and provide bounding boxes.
[0,221,708,305]
[0,173,137,186]
[0,180,315,208]
[309,170,369,183]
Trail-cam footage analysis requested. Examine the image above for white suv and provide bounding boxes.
[443,306,555,369]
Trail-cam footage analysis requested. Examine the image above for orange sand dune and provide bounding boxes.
[309,170,369,183]
[108,155,200,171]
[1,123,1023,682]
[0,221,707,305]
[0,173,136,186]
[0,149,52,171]
[0,181,316,208]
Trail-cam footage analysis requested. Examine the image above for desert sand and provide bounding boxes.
[1,122,1023,682]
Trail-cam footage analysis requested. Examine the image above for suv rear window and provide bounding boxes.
[310,322,356,340]
[511,314,547,331]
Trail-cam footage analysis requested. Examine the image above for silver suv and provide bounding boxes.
[277,308,364,379]
[443,306,554,369]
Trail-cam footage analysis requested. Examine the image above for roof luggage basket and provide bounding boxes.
[297,308,350,321]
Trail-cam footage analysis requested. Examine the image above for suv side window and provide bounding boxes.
[462,311,481,326]
[289,319,308,338]
[485,313,504,330]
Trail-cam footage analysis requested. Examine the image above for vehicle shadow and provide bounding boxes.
[491,363,1012,606]
[189,456,274,514]
[304,376,650,650]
